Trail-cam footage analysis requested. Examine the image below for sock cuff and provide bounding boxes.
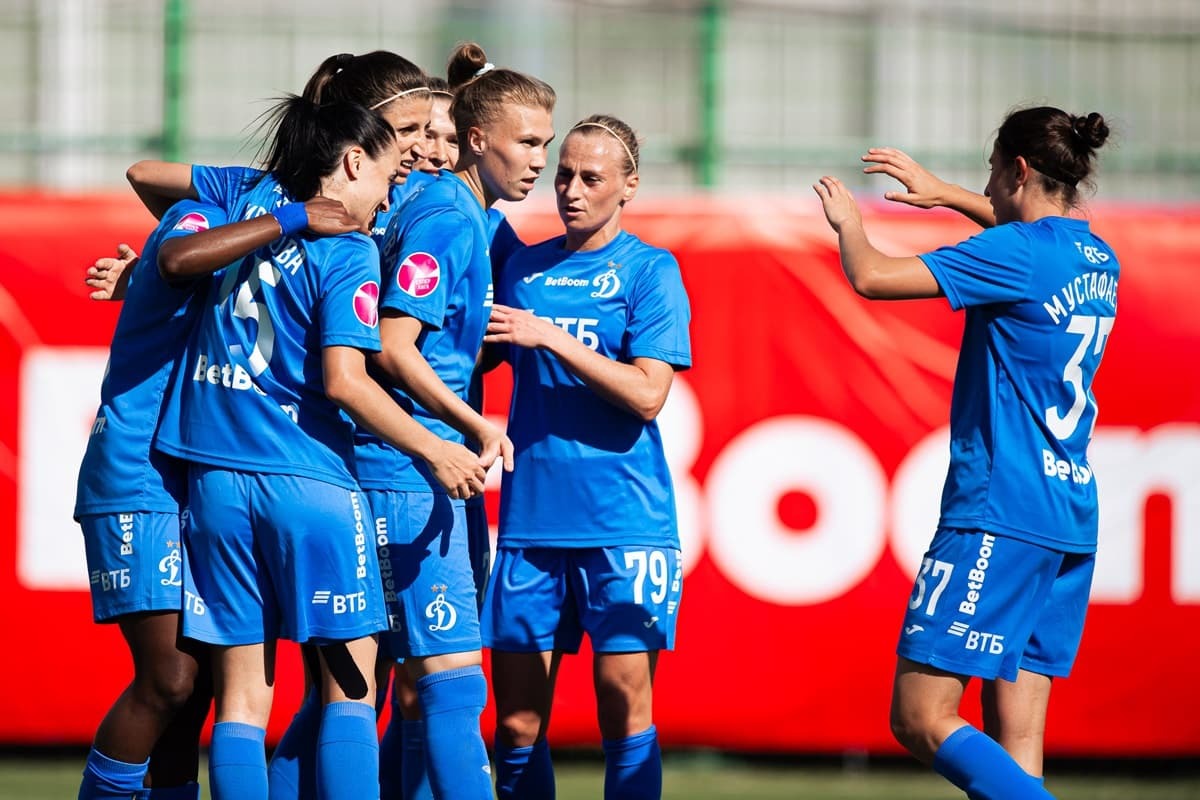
[213,721,266,743]
[932,723,978,772]
[602,724,658,753]
[86,748,150,775]
[322,700,375,722]
[415,664,484,690]
[416,665,487,715]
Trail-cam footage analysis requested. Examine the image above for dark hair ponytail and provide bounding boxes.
[302,50,429,111]
[995,106,1111,207]
[259,95,395,200]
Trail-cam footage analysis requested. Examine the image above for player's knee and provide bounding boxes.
[889,697,933,756]
[135,659,198,712]
[495,709,542,748]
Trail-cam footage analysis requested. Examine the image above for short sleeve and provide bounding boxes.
[159,199,229,243]
[317,234,383,353]
[378,207,475,330]
[190,165,264,211]
[919,224,1036,310]
[626,252,692,369]
[488,212,525,278]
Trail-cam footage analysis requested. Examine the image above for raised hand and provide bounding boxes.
[86,243,138,301]
[812,176,863,233]
[861,147,951,209]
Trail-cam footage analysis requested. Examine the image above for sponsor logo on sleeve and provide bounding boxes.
[397,252,440,298]
[174,212,211,232]
[353,280,380,327]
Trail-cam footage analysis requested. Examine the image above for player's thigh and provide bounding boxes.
[482,546,580,654]
[571,545,683,654]
[897,528,1063,682]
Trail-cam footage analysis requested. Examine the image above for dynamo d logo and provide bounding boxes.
[591,268,621,299]
[425,584,458,632]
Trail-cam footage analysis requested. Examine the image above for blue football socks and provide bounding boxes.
[602,726,661,800]
[267,689,320,800]
[495,737,555,799]
[316,701,379,800]
[416,666,492,799]
[78,748,149,800]
[933,725,1056,799]
[210,722,268,800]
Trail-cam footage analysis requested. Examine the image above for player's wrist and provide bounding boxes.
[272,202,308,237]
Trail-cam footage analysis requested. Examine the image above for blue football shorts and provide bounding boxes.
[896,527,1095,681]
[481,545,683,654]
[181,466,386,646]
[465,496,492,611]
[79,511,185,622]
[365,489,482,660]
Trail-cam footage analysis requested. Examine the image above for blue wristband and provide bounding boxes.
[272,202,308,236]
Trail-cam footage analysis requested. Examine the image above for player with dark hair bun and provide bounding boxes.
[816,106,1117,800]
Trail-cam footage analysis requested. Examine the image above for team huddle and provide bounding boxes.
[72,40,1117,800]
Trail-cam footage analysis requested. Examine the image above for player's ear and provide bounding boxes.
[466,126,486,158]
[620,172,640,205]
[343,145,365,180]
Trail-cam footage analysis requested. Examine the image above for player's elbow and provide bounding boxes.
[849,269,888,299]
[629,390,668,422]
[126,160,151,189]
[156,240,192,281]
[323,368,359,411]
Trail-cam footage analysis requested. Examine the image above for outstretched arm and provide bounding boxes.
[157,198,359,281]
[861,147,995,229]
[484,305,675,422]
[813,176,942,301]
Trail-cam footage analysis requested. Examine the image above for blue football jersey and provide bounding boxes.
[494,231,692,548]
[155,172,383,488]
[370,172,435,242]
[919,217,1120,552]
[75,200,229,518]
[354,171,494,492]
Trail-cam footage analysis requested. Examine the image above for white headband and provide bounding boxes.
[430,90,454,99]
[571,122,638,173]
[474,62,495,77]
[369,86,431,110]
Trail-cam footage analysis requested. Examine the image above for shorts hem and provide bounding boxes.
[897,649,1006,682]
[93,603,180,623]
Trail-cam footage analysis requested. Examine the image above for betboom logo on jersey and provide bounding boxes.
[192,354,263,393]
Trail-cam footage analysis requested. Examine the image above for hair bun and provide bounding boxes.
[447,42,490,89]
[1072,112,1110,151]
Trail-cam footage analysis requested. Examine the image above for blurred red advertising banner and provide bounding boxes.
[1,192,1197,755]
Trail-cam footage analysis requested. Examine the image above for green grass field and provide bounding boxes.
[4,753,1198,800]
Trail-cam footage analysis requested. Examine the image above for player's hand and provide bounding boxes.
[484,304,556,350]
[861,147,950,209]
[303,197,361,236]
[812,176,862,233]
[86,243,138,301]
[427,439,488,499]
[474,421,515,474]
